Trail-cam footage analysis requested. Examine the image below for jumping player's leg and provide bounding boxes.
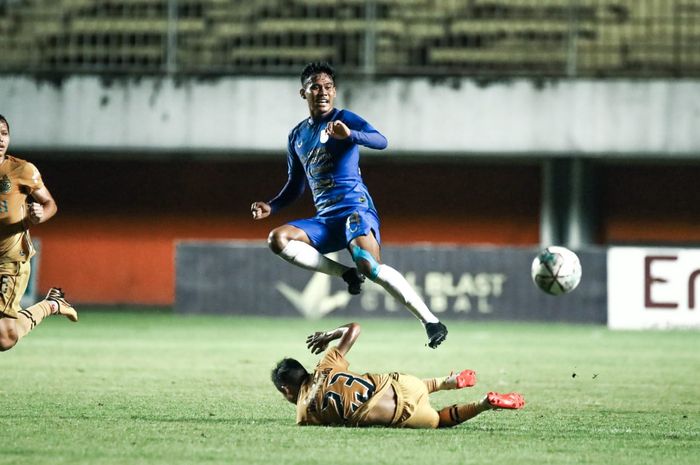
[267,224,364,294]
[348,232,448,348]
[15,300,58,341]
[437,392,525,428]
[0,261,77,352]
[15,289,77,343]
[0,261,31,351]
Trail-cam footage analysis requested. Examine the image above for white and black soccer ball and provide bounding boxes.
[531,246,582,296]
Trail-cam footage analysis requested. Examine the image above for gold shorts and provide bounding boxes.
[390,373,439,429]
[0,261,31,319]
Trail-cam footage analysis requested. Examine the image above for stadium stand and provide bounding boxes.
[0,0,698,77]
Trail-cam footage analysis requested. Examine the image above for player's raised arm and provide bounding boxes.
[250,201,271,220]
[327,111,387,150]
[306,322,360,356]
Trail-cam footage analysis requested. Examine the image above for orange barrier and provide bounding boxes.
[31,215,269,305]
[31,213,539,305]
[25,160,700,305]
[30,213,700,305]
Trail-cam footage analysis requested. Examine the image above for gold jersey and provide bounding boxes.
[0,155,44,263]
[296,348,383,426]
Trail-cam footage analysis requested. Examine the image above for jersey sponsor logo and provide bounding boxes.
[0,175,11,194]
[305,147,332,176]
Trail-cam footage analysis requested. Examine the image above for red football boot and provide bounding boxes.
[486,392,525,409]
[455,369,477,388]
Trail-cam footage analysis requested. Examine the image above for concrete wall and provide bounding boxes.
[2,75,699,157]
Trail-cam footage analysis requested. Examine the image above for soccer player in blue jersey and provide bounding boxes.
[250,62,448,348]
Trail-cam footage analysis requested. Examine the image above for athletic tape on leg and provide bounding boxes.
[350,245,380,279]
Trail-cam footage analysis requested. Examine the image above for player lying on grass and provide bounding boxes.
[271,322,524,428]
[0,114,77,352]
[251,61,447,348]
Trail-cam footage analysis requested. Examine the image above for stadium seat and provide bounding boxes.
[0,0,697,76]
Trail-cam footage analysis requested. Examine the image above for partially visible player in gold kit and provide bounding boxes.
[272,321,525,428]
[0,114,77,352]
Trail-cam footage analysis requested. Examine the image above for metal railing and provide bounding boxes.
[1,0,698,78]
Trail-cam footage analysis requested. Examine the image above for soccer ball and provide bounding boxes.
[531,246,582,296]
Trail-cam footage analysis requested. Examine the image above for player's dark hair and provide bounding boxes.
[271,358,308,390]
[300,61,336,85]
[0,114,8,134]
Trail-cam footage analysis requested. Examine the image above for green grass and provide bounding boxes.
[1,311,698,465]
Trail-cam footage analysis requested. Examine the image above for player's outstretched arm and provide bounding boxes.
[260,150,306,216]
[306,322,360,356]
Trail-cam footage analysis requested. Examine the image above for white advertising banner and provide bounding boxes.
[608,247,700,329]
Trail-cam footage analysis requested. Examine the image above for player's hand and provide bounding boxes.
[306,331,335,354]
[325,120,351,140]
[250,201,271,220]
[27,202,44,224]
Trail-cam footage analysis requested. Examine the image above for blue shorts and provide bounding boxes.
[289,209,381,254]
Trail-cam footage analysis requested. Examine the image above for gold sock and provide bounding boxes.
[437,401,489,427]
[424,373,464,393]
[16,301,54,341]
[423,376,449,393]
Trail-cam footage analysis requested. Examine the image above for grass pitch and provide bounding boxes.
[0,310,698,465]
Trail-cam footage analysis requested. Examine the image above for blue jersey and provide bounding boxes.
[268,108,387,217]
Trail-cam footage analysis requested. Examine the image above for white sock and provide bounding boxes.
[278,240,348,277]
[371,264,439,324]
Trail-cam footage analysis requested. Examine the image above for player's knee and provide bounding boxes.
[0,331,18,351]
[267,229,287,254]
